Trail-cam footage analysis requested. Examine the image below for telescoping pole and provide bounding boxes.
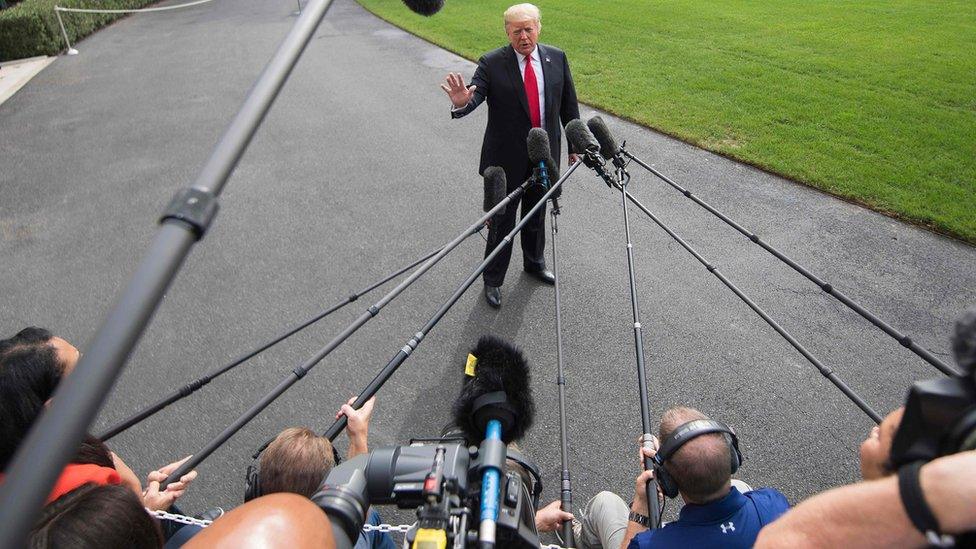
[612,168,663,528]
[619,147,957,378]
[99,243,444,441]
[160,180,531,489]
[0,0,341,543]
[320,161,583,441]
[550,197,577,548]
[618,186,883,424]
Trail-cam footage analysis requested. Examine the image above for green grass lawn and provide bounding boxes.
[358,0,976,243]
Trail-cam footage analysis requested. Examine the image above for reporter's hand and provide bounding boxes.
[535,500,574,533]
[568,153,580,166]
[338,396,375,458]
[632,435,663,516]
[142,456,197,511]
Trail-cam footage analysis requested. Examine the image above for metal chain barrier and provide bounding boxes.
[362,522,415,534]
[146,508,214,528]
[53,0,219,55]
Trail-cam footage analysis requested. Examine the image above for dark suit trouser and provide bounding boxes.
[482,176,547,287]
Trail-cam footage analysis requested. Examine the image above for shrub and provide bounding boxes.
[0,0,158,61]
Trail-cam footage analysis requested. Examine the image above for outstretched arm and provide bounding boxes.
[755,451,976,548]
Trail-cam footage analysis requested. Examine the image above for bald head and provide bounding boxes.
[658,407,733,504]
[185,493,335,549]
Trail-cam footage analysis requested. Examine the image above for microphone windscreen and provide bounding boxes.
[527,128,559,180]
[401,0,443,15]
[527,128,551,165]
[566,119,600,156]
[483,166,507,213]
[587,116,619,160]
[452,336,535,443]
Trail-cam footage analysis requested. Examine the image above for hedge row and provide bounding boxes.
[0,0,158,61]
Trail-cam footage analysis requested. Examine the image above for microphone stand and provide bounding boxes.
[160,181,531,489]
[318,161,582,441]
[609,164,662,528]
[0,0,342,542]
[618,145,957,377]
[99,243,445,441]
[614,181,882,424]
[550,196,577,548]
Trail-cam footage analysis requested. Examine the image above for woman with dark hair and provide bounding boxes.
[30,483,163,549]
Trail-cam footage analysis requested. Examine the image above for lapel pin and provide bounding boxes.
[545,57,551,63]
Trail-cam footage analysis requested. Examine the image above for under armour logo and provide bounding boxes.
[720,522,735,534]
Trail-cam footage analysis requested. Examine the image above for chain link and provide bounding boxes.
[146,509,214,528]
[362,522,415,534]
[364,523,570,549]
[146,514,570,549]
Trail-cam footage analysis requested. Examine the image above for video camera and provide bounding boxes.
[890,307,976,466]
[312,440,539,549]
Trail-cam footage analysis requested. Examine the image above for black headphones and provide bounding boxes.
[244,445,344,502]
[651,419,743,499]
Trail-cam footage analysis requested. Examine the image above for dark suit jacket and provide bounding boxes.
[451,43,580,189]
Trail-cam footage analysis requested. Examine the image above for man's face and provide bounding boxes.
[506,18,540,57]
[859,407,904,480]
[50,336,80,377]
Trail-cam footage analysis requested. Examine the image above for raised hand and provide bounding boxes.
[440,72,476,108]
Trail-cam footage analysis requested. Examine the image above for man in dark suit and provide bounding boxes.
[441,3,580,309]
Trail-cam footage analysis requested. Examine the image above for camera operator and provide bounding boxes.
[255,396,394,549]
[755,450,976,548]
[757,307,976,547]
[576,406,789,549]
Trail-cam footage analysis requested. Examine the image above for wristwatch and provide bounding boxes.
[628,511,650,528]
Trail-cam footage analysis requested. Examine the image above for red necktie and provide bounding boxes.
[523,56,541,128]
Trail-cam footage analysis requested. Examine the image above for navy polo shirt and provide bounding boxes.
[628,487,790,549]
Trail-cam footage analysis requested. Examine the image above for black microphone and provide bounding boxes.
[452,336,535,549]
[482,166,507,214]
[401,0,444,16]
[565,119,616,187]
[587,116,627,170]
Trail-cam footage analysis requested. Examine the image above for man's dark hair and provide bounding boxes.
[29,483,162,549]
[658,407,733,503]
[259,427,336,498]
[0,327,64,469]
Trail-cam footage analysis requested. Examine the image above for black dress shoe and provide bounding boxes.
[485,285,502,308]
[525,267,556,285]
